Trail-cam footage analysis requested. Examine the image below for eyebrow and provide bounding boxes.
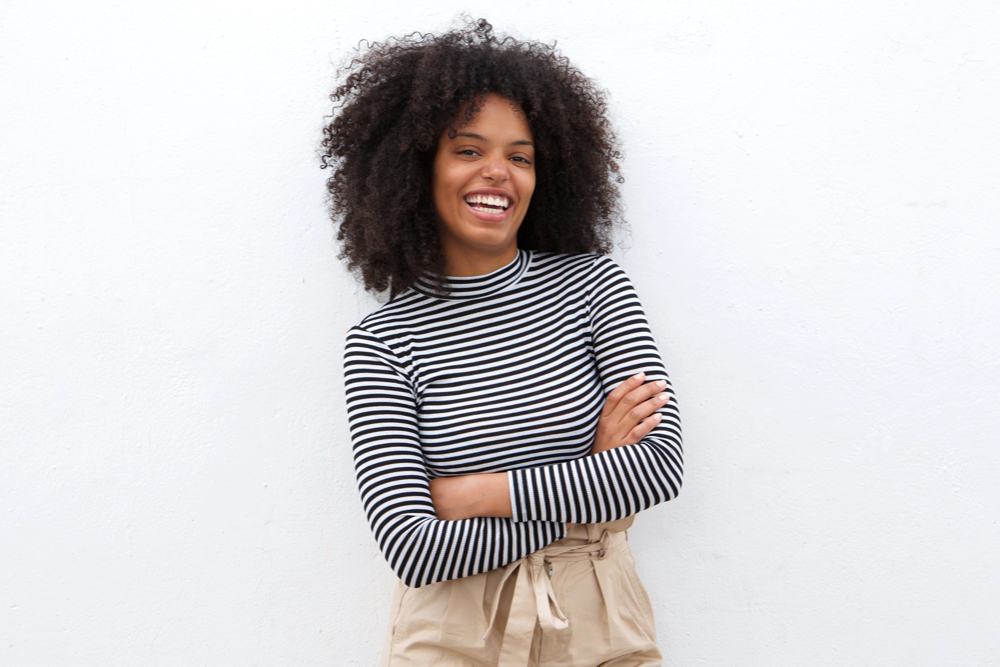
[454,131,533,147]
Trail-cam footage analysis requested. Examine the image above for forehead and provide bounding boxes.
[444,95,532,140]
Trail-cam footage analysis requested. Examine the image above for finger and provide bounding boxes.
[602,372,645,413]
[625,391,671,424]
[615,379,667,417]
[625,412,663,445]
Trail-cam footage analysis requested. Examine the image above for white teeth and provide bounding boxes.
[465,194,510,210]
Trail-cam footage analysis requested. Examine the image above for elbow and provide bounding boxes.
[662,459,683,503]
[398,572,422,589]
[649,441,683,503]
[671,457,684,499]
[391,560,424,589]
[378,514,440,588]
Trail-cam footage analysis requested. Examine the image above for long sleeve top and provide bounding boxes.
[343,251,682,588]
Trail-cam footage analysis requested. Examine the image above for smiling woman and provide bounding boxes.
[433,95,536,276]
[322,19,683,666]
[321,19,626,298]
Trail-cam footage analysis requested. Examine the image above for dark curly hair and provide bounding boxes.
[320,18,624,296]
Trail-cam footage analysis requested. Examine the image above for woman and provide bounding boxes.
[322,19,683,666]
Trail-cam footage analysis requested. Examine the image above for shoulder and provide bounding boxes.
[530,250,626,272]
[349,287,439,338]
[344,290,432,369]
[528,251,630,290]
[528,250,622,283]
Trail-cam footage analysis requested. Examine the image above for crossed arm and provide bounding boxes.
[429,373,672,520]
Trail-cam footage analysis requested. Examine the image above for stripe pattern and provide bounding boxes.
[344,251,683,587]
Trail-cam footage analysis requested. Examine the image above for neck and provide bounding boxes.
[442,246,519,277]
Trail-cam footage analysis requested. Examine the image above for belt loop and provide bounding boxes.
[594,529,612,560]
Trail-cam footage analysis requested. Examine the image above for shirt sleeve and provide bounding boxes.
[507,255,684,523]
[344,326,567,588]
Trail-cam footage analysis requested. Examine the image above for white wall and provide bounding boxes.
[2,1,998,664]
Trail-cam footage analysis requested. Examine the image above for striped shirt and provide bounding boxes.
[344,251,683,588]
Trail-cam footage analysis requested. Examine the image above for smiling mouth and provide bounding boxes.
[464,194,511,213]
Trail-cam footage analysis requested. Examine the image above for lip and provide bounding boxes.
[462,187,516,222]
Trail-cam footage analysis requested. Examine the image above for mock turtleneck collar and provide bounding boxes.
[412,250,531,299]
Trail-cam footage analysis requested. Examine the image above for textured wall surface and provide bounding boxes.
[2,1,998,664]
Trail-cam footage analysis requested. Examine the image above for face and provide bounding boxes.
[432,94,536,276]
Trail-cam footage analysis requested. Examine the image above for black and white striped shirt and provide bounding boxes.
[344,251,682,588]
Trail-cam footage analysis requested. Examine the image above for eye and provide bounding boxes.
[457,149,479,156]
[510,156,532,165]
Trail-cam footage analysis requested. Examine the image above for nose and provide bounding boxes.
[480,154,509,183]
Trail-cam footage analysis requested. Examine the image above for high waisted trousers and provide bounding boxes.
[379,517,661,666]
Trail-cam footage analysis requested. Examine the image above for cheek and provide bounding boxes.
[431,163,469,225]
[431,176,451,216]
[433,164,461,202]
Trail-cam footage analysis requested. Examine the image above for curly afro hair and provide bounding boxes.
[320,18,624,296]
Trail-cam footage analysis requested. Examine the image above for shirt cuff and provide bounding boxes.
[507,471,523,522]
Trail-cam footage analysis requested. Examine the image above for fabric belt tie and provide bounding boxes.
[483,527,625,665]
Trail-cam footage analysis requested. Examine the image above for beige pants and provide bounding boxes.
[379,517,661,666]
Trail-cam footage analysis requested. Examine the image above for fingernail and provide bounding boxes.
[632,372,645,380]
[655,380,666,388]
[658,393,670,401]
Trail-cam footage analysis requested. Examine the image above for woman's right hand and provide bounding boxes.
[591,373,671,455]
